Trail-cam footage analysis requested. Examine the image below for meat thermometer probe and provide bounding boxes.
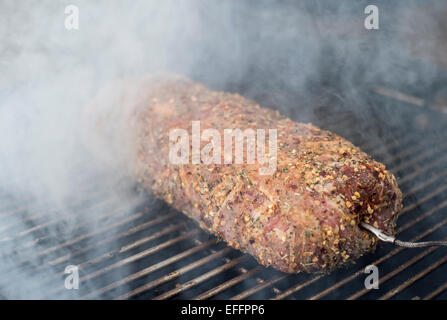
[360,222,447,248]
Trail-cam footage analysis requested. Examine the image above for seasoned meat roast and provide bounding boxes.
[110,74,402,273]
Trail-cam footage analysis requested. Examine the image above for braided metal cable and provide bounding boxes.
[393,239,447,248]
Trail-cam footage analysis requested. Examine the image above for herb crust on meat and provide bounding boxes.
[133,74,402,274]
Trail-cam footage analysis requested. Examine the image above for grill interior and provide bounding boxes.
[1,77,446,300]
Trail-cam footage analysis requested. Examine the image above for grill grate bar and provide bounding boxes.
[322,115,441,161]
[0,180,108,220]
[0,198,34,216]
[0,190,115,235]
[378,253,447,300]
[46,211,179,267]
[79,228,201,285]
[229,275,287,300]
[44,229,202,299]
[0,205,136,276]
[77,223,186,272]
[270,275,323,300]
[399,186,447,217]
[348,245,441,299]
[399,169,447,198]
[194,266,264,300]
[392,141,447,171]
[365,134,417,157]
[0,197,120,244]
[86,239,220,299]
[0,210,180,292]
[397,199,447,233]
[361,131,438,162]
[423,282,447,300]
[385,140,446,173]
[154,255,249,300]
[36,211,145,258]
[22,224,192,299]
[390,145,447,173]
[373,87,425,107]
[399,156,447,185]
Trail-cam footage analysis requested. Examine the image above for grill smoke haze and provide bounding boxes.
[0,1,445,298]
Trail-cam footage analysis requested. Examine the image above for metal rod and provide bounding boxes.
[43,230,202,299]
[47,211,179,266]
[379,255,447,300]
[85,239,219,299]
[270,275,323,300]
[348,246,440,300]
[373,86,425,107]
[0,205,136,275]
[154,255,248,300]
[115,247,232,300]
[194,266,263,300]
[229,275,287,300]
[423,282,447,300]
[26,224,192,298]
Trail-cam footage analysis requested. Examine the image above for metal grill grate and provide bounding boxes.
[0,86,446,300]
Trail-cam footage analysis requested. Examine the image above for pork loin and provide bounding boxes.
[111,74,402,273]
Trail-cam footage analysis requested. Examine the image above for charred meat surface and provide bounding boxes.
[132,75,402,274]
